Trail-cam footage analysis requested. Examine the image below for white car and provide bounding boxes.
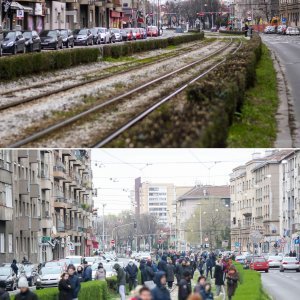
[286,27,300,35]
[235,255,246,264]
[280,257,300,272]
[36,267,63,289]
[65,256,83,268]
[267,255,282,268]
[95,27,110,44]
[110,28,122,42]
[84,257,97,266]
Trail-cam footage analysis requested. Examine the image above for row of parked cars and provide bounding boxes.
[0,26,160,56]
[0,253,119,291]
[264,25,300,35]
[236,252,300,273]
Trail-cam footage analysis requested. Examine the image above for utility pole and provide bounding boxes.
[102,204,106,251]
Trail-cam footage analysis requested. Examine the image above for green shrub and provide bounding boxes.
[102,33,204,58]
[106,275,118,292]
[10,280,108,300]
[0,48,99,80]
[219,30,244,35]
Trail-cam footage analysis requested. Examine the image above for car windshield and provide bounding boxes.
[98,28,105,33]
[24,265,33,271]
[40,268,61,275]
[74,29,87,35]
[22,31,32,38]
[90,29,98,34]
[111,29,120,33]
[40,31,56,37]
[0,268,10,276]
[60,30,68,37]
[4,31,16,40]
[67,257,81,264]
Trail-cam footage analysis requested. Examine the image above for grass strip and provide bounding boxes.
[227,44,278,147]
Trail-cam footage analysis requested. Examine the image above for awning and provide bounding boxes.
[110,11,120,18]
[86,239,93,246]
[92,241,99,249]
[10,1,33,12]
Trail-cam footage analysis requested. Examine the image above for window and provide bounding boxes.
[8,234,12,253]
[0,233,5,253]
[5,184,12,207]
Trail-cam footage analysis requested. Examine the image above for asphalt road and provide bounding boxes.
[261,268,300,299]
[261,34,300,136]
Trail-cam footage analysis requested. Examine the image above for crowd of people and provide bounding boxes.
[115,251,240,300]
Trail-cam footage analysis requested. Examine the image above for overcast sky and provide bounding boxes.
[91,149,270,215]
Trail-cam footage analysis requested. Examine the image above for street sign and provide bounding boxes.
[249,230,263,244]
[294,239,300,245]
[110,239,115,245]
[204,237,209,242]
[282,18,286,23]
[235,242,240,247]
[16,9,24,19]
[247,17,252,21]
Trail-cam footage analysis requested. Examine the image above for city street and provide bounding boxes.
[261,33,300,142]
[261,268,300,299]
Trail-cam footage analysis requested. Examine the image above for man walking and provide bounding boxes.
[11,259,18,276]
[15,277,38,300]
[125,260,138,291]
[178,271,192,300]
[67,265,81,300]
[113,263,126,300]
[82,261,92,282]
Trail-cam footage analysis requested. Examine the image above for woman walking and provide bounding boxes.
[226,265,239,300]
[58,272,73,300]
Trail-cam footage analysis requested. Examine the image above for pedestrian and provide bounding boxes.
[293,250,297,257]
[226,265,239,300]
[244,23,248,37]
[130,285,143,300]
[15,277,38,300]
[166,259,175,289]
[178,271,192,300]
[11,259,18,276]
[113,263,126,300]
[214,261,224,296]
[187,294,202,300]
[22,257,28,264]
[139,286,152,300]
[139,260,147,284]
[157,255,167,273]
[205,258,213,279]
[193,276,206,295]
[67,265,81,300]
[58,272,73,300]
[76,266,84,282]
[82,260,92,282]
[175,260,182,285]
[125,260,138,291]
[95,263,106,281]
[145,260,155,282]
[197,258,204,276]
[0,281,9,300]
[200,283,213,300]
[151,271,171,300]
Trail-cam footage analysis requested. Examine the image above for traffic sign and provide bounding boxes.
[294,239,300,245]
[282,18,286,23]
[235,242,240,247]
[247,17,252,21]
[204,237,209,242]
[110,239,115,245]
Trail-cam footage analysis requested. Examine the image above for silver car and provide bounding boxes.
[267,255,282,268]
[36,267,63,289]
[110,28,122,42]
[280,257,300,272]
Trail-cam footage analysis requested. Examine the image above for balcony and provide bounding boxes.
[241,207,252,217]
[30,184,40,198]
[19,180,29,195]
[53,191,71,209]
[62,149,72,156]
[18,216,30,230]
[40,218,52,229]
[29,151,40,163]
[0,206,13,221]
[30,218,40,232]
[18,150,28,158]
[53,166,66,180]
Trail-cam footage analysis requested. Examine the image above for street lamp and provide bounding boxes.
[102,203,106,251]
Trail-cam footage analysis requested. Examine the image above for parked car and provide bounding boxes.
[84,257,97,266]
[73,29,93,46]
[90,28,101,44]
[60,29,74,48]
[19,264,39,286]
[277,25,287,34]
[249,257,269,272]
[22,30,41,52]
[286,27,300,35]
[264,26,276,34]
[0,267,17,290]
[140,28,147,39]
[211,26,217,32]
[124,28,133,41]
[280,257,300,272]
[2,30,25,54]
[65,256,83,268]
[235,255,246,264]
[147,26,158,37]
[95,27,110,44]
[267,255,282,268]
[40,30,63,50]
[36,267,63,289]
[110,28,122,42]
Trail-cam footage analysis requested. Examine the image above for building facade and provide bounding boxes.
[230,150,293,254]
[0,149,94,264]
[279,0,300,27]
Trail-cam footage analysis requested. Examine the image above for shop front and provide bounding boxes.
[85,239,93,256]
[110,10,122,28]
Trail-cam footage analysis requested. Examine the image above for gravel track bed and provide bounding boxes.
[23,41,237,148]
[0,40,225,147]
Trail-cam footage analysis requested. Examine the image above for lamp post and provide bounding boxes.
[102,203,106,251]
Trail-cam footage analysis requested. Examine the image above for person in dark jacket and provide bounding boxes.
[214,261,224,296]
[76,266,84,282]
[11,259,18,276]
[193,275,206,295]
[166,259,175,289]
[139,260,147,284]
[15,277,39,300]
[200,283,213,300]
[145,261,155,282]
[227,265,239,300]
[151,271,171,300]
[157,255,167,274]
[113,263,126,300]
[58,272,73,300]
[197,258,204,276]
[67,265,81,300]
[205,258,213,279]
[0,281,10,300]
[178,271,192,300]
[82,261,92,282]
[125,260,138,291]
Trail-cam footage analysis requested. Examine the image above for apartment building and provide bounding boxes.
[230,150,293,254]
[279,0,300,27]
[0,149,94,264]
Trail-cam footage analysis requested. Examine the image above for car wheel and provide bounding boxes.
[296,269,300,272]
[280,269,284,272]
[13,45,17,55]
[265,269,269,273]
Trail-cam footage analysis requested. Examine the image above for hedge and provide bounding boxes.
[101,32,204,58]
[10,280,109,300]
[109,35,262,147]
[233,263,270,300]
[219,30,244,35]
[0,48,99,80]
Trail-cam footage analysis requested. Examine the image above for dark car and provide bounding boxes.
[0,25,3,56]
[109,29,116,43]
[22,30,41,52]
[73,28,93,46]
[20,264,38,286]
[60,29,74,48]
[90,28,101,44]
[2,30,25,54]
[40,30,63,50]
[0,267,17,290]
